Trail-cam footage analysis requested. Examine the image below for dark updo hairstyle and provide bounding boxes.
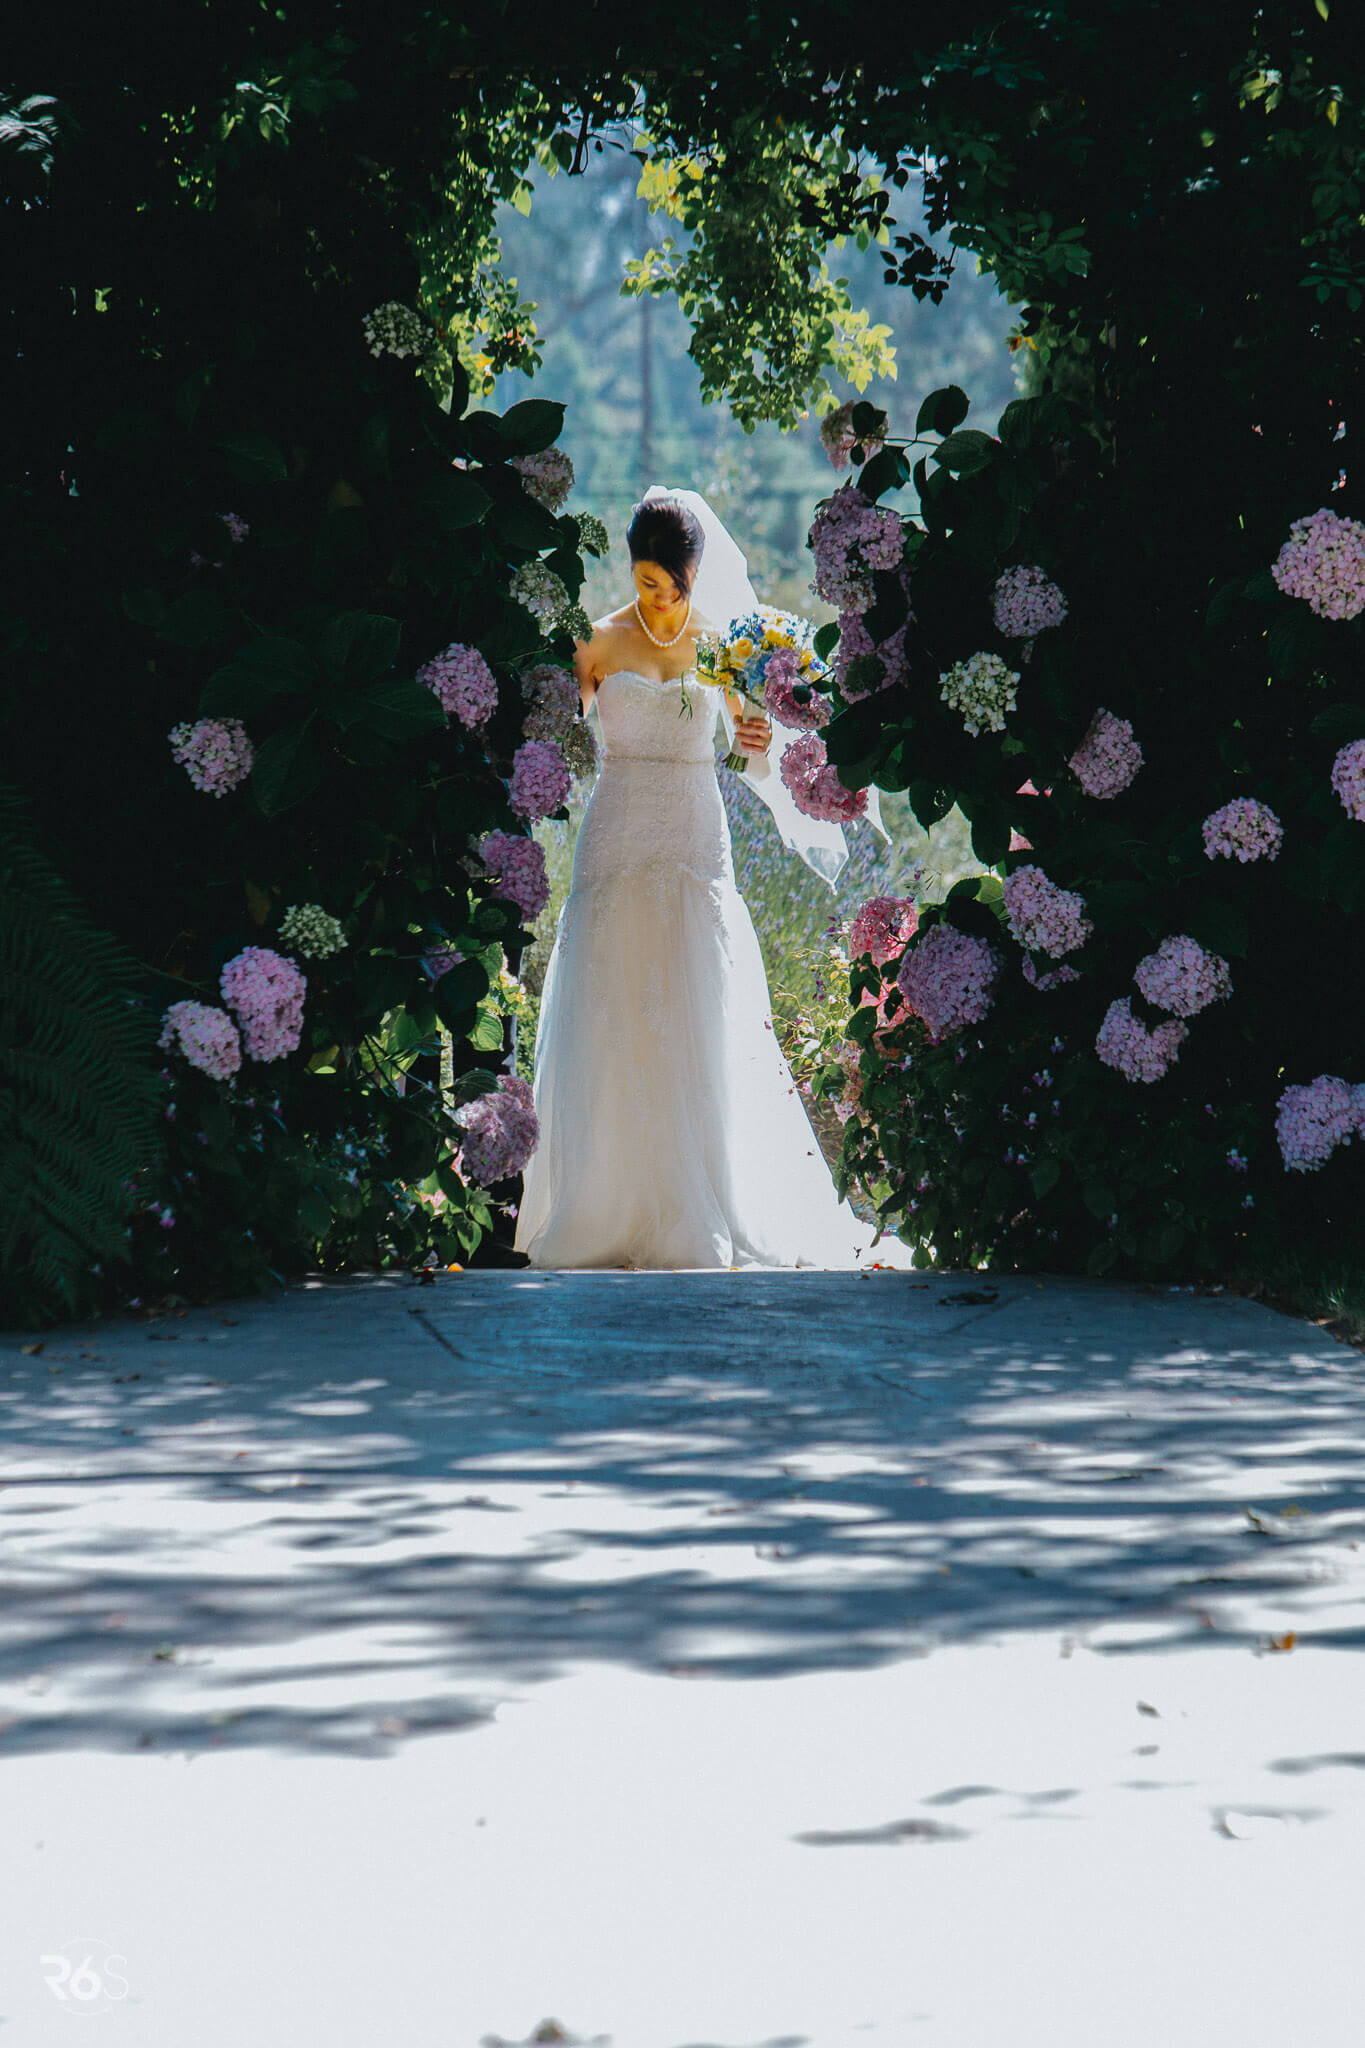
[626,496,705,599]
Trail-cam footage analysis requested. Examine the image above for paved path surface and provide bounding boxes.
[2,1269,1364,2046]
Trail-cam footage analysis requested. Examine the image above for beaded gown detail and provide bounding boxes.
[513,669,917,1270]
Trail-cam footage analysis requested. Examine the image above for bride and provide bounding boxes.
[512,485,919,1271]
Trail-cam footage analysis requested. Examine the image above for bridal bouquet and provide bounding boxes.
[693,607,832,772]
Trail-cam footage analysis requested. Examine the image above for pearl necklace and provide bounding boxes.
[634,595,692,648]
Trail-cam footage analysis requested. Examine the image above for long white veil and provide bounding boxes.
[642,483,889,890]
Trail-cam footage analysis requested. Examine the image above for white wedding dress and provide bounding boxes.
[512,667,919,1270]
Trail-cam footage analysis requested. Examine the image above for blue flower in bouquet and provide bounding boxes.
[696,606,830,765]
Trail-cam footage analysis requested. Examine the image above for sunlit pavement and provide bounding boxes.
[2,1267,1363,2047]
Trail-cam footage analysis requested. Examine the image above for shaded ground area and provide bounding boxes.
[2,1270,1363,2045]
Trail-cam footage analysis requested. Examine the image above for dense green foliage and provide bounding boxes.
[5,0,1362,1315]
[3,34,600,1320]
[0,788,165,1324]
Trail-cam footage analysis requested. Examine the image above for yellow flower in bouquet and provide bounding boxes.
[691,605,831,772]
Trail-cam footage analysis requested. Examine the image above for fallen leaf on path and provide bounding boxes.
[1267,1632,1297,1652]
[20,1343,43,1355]
[1137,1700,1160,1717]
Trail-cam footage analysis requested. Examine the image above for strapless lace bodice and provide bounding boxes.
[591,667,722,764]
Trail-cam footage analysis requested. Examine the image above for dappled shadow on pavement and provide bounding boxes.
[1,1269,1362,1758]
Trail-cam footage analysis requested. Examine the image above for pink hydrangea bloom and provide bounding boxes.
[778,731,869,823]
[819,401,887,471]
[219,947,307,1062]
[992,564,1068,638]
[1002,865,1092,958]
[511,448,574,513]
[454,1072,540,1185]
[157,1000,242,1079]
[895,924,1000,1043]
[763,648,832,730]
[219,512,250,543]
[508,738,572,820]
[829,1041,865,1124]
[168,718,254,797]
[1133,935,1232,1018]
[417,642,500,728]
[1095,997,1188,1083]
[1069,708,1143,799]
[1202,797,1283,862]
[1022,956,1079,991]
[808,484,904,612]
[1275,1074,1365,1172]
[832,567,913,700]
[849,894,919,967]
[521,662,579,742]
[1271,508,1365,621]
[477,830,550,925]
[1330,738,1365,822]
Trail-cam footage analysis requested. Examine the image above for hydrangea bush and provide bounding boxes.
[816,381,1365,1278]
[32,271,598,1313]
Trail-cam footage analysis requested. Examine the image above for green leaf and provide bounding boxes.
[340,676,448,740]
[250,720,323,817]
[1309,702,1365,746]
[122,586,166,632]
[298,1188,334,1240]
[855,447,909,502]
[969,801,1011,866]
[449,1067,501,1105]
[1031,1157,1061,1198]
[496,399,566,455]
[439,957,491,1011]
[813,621,840,661]
[414,468,491,533]
[319,611,401,687]
[1082,1179,1117,1220]
[200,636,319,718]
[471,1004,505,1052]
[158,587,232,650]
[1184,898,1249,959]
[489,493,564,552]
[472,896,521,939]
[862,569,910,642]
[848,1004,879,1046]
[907,780,956,828]
[843,651,887,696]
[931,429,998,477]
[995,399,1038,451]
[461,412,509,463]
[1265,609,1314,680]
[215,431,289,486]
[915,385,970,435]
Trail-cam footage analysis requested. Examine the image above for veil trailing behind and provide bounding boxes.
[512,487,918,1271]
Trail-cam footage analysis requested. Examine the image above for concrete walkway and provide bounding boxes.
[2,1268,1363,2046]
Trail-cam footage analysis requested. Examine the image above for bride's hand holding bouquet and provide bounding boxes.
[695,607,824,773]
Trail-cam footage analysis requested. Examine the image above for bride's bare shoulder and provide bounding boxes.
[573,611,633,703]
